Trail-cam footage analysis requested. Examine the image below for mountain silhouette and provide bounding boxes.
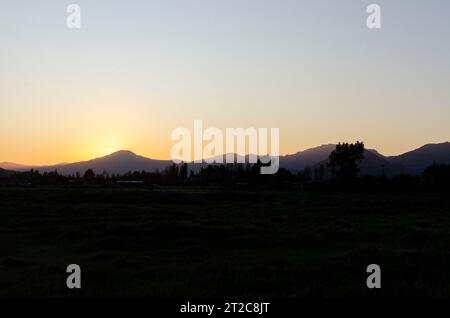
[26,150,172,175]
[279,144,390,176]
[279,142,450,176]
[279,144,337,173]
[1,142,449,176]
[358,150,390,176]
[388,142,450,175]
[0,162,35,171]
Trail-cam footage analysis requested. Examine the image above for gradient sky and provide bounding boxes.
[1,0,450,165]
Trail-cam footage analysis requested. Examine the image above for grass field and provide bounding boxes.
[1,186,450,298]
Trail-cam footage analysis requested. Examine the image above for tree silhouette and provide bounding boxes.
[423,163,450,190]
[179,163,188,179]
[328,142,365,182]
[83,169,95,181]
[314,163,326,181]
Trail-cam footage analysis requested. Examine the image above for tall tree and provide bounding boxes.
[83,168,95,181]
[328,142,365,182]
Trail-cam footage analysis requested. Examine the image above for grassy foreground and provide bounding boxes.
[1,186,450,298]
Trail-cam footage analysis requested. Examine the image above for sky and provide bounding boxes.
[1,0,450,165]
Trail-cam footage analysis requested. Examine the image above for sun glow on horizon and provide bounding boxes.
[91,139,124,158]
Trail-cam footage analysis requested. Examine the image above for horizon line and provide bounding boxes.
[1,141,449,168]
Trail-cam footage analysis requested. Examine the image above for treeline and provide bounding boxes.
[1,162,450,192]
[0,162,294,187]
[1,142,449,192]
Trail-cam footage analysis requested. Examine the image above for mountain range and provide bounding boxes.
[1,142,450,177]
[0,150,171,176]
